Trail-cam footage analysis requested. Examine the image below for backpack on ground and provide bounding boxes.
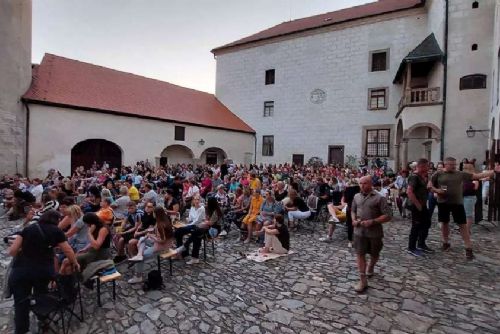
[143,270,163,291]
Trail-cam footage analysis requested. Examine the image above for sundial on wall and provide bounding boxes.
[310,89,326,104]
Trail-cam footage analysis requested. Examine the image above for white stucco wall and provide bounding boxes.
[445,0,496,162]
[0,0,31,175]
[489,0,500,142]
[27,105,255,177]
[215,9,429,164]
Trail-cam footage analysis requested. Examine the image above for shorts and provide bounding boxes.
[463,196,477,220]
[437,203,466,225]
[353,236,383,257]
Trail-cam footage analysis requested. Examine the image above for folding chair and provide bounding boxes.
[30,274,84,334]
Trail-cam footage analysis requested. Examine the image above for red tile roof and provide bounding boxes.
[212,0,424,54]
[23,54,254,133]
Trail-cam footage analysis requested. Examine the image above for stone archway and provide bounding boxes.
[160,145,194,166]
[71,139,122,172]
[403,124,441,164]
[200,147,227,165]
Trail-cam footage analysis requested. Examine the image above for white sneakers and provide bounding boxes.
[186,258,200,265]
[328,216,340,223]
[319,236,333,243]
[127,276,143,284]
[129,255,143,262]
[347,242,352,248]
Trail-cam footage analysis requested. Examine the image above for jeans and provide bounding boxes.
[408,207,431,250]
[287,210,311,222]
[9,266,54,334]
[428,193,437,217]
[175,225,208,259]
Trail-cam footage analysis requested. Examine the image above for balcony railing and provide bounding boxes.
[398,87,442,111]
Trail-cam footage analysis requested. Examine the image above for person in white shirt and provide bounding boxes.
[184,180,200,204]
[187,196,205,225]
[30,178,44,204]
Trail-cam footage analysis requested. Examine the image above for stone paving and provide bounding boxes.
[1,211,500,334]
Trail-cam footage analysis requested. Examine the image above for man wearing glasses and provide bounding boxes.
[429,157,500,259]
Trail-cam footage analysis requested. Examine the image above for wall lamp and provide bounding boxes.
[198,139,205,146]
[466,126,490,138]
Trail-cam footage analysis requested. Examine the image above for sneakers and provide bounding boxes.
[186,258,200,265]
[328,216,340,223]
[406,249,424,257]
[442,242,451,251]
[417,245,435,254]
[347,242,352,248]
[319,236,333,243]
[219,230,228,237]
[127,276,143,284]
[128,254,143,262]
[465,248,474,260]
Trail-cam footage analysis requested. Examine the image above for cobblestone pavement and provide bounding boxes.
[1,213,500,334]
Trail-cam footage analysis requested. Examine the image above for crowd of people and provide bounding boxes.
[1,157,499,333]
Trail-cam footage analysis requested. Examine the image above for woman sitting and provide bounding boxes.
[174,197,223,264]
[58,201,81,232]
[255,190,278,238]
[260,214,290,255]
[285,189,311,230]
[128,208,174,283]
[64,205,88,252]
[319,200,347,243]
[241,189,264,243]
[96,198,115,225]
[164,189,180,220]
[187,195,205,225]
[60,212,111,275]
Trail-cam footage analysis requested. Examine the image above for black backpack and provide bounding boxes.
[143,270,163,291]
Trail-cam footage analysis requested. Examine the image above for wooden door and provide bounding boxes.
[328,146,344,166]
[292,154,304,166]
[71,139,122,172]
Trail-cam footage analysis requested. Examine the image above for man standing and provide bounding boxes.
[351,176,391,293]
[406,159,433,257]
[429,157,500,259]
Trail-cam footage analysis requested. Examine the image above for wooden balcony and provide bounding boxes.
[398,87,442,112]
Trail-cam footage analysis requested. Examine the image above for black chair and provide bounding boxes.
[30,274,84,334]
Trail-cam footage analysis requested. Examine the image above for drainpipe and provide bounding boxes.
[25,103,30,177]
[253,133,257,165]
[440,0,449,160]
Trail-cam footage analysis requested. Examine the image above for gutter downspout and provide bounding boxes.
[254,133,257,165]
[25,103,30,177]
[440,0,449,160]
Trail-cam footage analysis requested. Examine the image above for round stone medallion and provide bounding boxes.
[310,89,326,104]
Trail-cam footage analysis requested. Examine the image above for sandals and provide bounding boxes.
[354,273,369,294]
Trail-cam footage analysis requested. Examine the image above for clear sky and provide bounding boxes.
[33,0,374,93]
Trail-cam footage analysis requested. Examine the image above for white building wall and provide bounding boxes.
[215,10,428,164]
[445,0,496,162]
[489,0,500,142]
[27,105,255,177]
[0,0,31,175]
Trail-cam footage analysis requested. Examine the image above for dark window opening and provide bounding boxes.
[460,74,487,90]
[371,51,388,72]
[262,136,274,157]
[265,69,275,85]
[263,101,274,117]
[174,126,185,141]
[366,129,390,157]
[292,154,304,166]
[472,1,479,9]
[472,44,478,51]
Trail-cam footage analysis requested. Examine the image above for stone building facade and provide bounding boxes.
[213,0,500,168]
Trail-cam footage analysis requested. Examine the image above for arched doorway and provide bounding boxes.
[160,145,194,166]
[403,123,441,163]
[200,147,227,165]
[71,139,122,172]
